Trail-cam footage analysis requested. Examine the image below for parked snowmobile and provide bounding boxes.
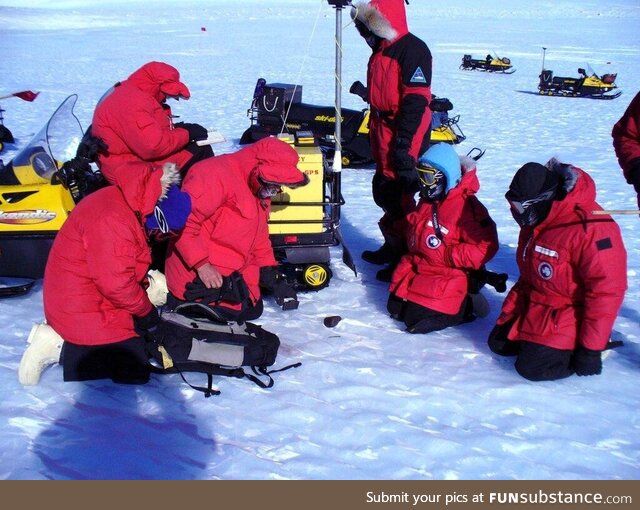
[0,94,105,280]
[538,66,621,99]
[239,79,466,168]
[460,54,515,74]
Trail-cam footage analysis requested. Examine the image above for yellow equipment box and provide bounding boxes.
[269,144,325,234]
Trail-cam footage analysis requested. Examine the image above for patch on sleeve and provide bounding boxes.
[596,237,613,250]
[410,67,427,84]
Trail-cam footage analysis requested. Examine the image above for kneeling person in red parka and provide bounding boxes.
[164,137,308,323]
[32,162,191,385]
[488,160,627,381]
[388,143,499,334]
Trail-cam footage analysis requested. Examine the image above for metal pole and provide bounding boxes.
[333,4,343,173]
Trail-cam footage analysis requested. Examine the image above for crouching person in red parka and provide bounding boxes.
[164,137,308,323]
[489,160,627,381]
[18,161,191,386]
[388,143,499,334]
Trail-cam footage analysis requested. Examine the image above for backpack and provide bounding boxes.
[149,303,301,397]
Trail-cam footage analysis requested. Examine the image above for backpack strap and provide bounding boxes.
[245,362,303,389]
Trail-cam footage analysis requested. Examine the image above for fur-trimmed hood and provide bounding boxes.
[351,0,409,42]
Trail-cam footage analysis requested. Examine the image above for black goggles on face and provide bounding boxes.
[417,164,443,187]
[505,189,556,214]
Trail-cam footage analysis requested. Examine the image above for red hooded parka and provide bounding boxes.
[390,158,499,314]
[43,162,167,346]
[165,137,306,306]
[92,61,192,183]
[497,161,627,352]
[353,0,432,180]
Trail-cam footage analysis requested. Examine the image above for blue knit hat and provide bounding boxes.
[417,143,461,194]
[145,184,191,234]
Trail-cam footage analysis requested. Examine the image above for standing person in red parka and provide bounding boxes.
[18,161,192,386]
[388,143,499,334]
[351,0,432,282]
[91,61,212,184]
[612,90,640,210]
[489,160,627,381]
[164,137,308,323]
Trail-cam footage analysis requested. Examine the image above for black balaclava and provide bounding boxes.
[506,162,560,227]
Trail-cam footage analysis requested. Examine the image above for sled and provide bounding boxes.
[460,54,515,74]
[239,79,466,168]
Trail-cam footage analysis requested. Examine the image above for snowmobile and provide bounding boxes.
[537,66,621,99]
[239,79,466,168]
[0,94,101,281]
[460,54,515,74]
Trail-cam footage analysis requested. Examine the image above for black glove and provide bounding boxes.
[391,138,418,189]
[259,266,280,292]
[184,271,248,304]
[627,158,640,209]
[76,132,108,161]
[573,347,602,376]
[134,307,161,335]
[349,80,368,102]
[176,122,208,142]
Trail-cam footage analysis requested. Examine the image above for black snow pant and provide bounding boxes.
[61,336,150,384]
[488,321,574,381]
[387,293,472,334]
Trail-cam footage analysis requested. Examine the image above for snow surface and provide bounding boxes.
[0,0,639,480]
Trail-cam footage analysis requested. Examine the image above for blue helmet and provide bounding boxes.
[417,143,461,195]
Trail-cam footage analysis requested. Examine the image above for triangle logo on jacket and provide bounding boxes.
[410,67,427,84]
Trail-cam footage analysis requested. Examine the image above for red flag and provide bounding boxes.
[13,90,40,102]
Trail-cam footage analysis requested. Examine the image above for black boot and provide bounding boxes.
[376,264,396,282]
[362,243,394,265]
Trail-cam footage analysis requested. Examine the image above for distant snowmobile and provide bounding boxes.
[538,66,621,100]
[460,54,515,74]
[240,79,466,168]
[0,106,14,154]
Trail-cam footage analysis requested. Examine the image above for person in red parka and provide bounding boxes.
[91,61,212,184]
[28,161,191,385]
[488,160,627,381]
[612,90,640,210]
[388,143,499,334]
[164,137,308,323]
[351,0,432,282]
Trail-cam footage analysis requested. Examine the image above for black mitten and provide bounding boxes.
[628,158,640,209]
[184,278,222,303]
[176,122,208,142]
[349,80,368,102]
[134,307,161,336]
[391,138,418,188]
[573,347,602,376]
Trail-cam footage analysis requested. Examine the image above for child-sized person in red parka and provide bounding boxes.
[612,90,640,210]
[19,161,192,386]
[488,160,627,381]
[388,143,499,334]
[164,137,308,323]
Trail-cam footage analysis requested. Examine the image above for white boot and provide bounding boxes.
[18,323,64,386]
[146,269,168,307]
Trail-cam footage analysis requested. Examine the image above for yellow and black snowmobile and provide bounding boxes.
[460,54,515,74]
[538,66,621,100]
[0,94,104,281]
[239,79,466,168]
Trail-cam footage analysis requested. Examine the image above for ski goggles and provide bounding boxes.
[505,189,556,214]
[258,178,283,199]
[416,164,443,187]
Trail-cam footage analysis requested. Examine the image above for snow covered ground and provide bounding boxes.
[0,0,639,480]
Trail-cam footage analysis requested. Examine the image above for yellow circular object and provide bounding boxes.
[303,264,329,289]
